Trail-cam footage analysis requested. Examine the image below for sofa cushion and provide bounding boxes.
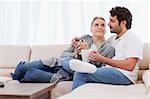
[30,44,69,61]
[0,76,12,83]
[0,45,30,69]
[137,43,150,81]
[0,69,15,77]
[58,83,147,99]
[139,43,150,70]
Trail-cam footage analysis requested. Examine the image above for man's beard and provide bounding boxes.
[109,26,116,33]
[110,31,116,33]
[110,28,116,33]
[110,26,121,34]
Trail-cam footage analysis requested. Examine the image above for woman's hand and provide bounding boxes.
[74,40,88,58]
[89,51,103,62]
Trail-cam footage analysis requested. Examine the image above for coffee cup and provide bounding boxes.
[81,50,91,62]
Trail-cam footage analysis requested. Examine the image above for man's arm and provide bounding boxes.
[89,51,139,71]
[60,36,83,59]
[101,57,138,71]
[60,35,91,59]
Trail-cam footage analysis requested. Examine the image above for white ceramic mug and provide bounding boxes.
[81,50,91,62]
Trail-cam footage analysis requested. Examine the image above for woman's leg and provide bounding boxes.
[20,68,53,83]
[61,57,74,74]
[11,60,52,81]
[72,67,133,90]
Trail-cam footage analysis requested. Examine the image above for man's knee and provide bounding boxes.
[74,72,86,79]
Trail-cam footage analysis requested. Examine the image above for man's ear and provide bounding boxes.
[121,20,127,27]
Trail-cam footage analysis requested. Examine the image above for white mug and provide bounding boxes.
[81,50,91,62]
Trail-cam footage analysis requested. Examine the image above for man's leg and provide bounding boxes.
[20,68,53,83]
[72,67,133,90]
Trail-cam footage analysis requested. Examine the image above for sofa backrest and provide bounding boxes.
[0,43,149,81]
[0,45,30,76]
[30,44,70,61]
[137,43,150,82]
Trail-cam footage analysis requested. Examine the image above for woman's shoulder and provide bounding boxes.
[102,40,114,49]
[80,34,92,39]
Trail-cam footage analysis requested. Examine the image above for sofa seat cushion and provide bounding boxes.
[0,69,15,77]
[0,76,12,83]
[59,83,148,99]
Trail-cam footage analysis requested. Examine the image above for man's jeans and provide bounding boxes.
[72,67,133,90]
[11,60,61,83]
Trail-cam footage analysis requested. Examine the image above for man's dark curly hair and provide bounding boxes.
[109,6,132,29]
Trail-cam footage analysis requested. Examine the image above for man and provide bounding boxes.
[72,6,143,89]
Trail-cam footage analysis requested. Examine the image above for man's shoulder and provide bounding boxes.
[125,31,142,43]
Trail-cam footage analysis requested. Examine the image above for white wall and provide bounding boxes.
[0,0,149,45]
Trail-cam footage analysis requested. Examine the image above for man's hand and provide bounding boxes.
[89,51,139,71]
[71,37,80,48]
[89,51,103,62]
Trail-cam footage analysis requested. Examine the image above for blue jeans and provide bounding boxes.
[20,68,53,83]
[11,60,61,82]
[61,57,74,74]
[72,67,133,90]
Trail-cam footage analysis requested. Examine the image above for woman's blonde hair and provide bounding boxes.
[91,16,105,27]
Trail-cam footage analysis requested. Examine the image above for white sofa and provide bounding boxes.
[0,43,149,99]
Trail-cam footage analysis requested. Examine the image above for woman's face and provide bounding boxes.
[91,18,106,38]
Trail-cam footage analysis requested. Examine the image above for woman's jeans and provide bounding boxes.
[11,60,61,83]
[11,57,74,83]
[61,57,74,74]
[72,67,133,90]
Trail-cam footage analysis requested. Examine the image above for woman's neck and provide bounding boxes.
[93,36,104,47]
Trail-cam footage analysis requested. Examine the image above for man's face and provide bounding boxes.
[108,16,122,34]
